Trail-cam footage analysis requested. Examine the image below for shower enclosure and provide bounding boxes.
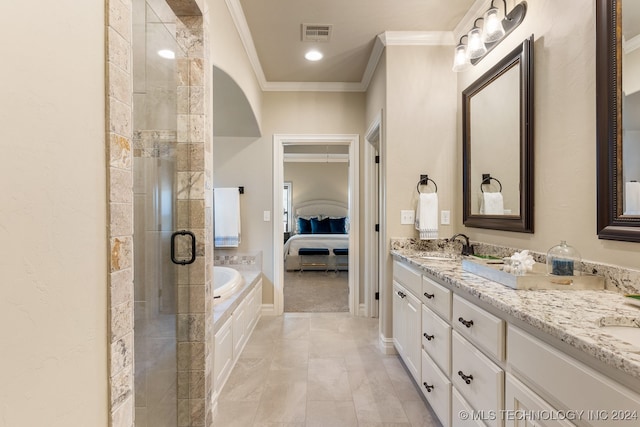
[132,0,186,425]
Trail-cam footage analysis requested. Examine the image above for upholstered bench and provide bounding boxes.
[298,248,330,273]
[333,248,349,272]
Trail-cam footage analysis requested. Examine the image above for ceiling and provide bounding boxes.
[233,0,478,91]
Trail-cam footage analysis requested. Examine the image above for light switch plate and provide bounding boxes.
[441,210,450,225]
[400,210,415,225]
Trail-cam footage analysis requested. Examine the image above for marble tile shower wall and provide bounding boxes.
[107,0,135,426]
[106,1,213,427]
[173,12,214,427]
[391,238,640,294]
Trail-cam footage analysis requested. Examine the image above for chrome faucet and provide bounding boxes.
[449,233,475,256]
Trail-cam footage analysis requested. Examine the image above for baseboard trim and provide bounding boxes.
[358,303,366,317]
[379,333,398,355]
[261,303,276,316]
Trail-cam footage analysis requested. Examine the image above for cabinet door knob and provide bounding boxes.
[423,292,435,299]
[423,382,434,392]
[423,332,434,341]
[458,370,474,384]
[458,317,474,328]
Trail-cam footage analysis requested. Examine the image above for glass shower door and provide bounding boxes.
[132,1,185,426]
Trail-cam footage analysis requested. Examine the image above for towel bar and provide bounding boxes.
[417,175,438,193]
[480,174,502,192]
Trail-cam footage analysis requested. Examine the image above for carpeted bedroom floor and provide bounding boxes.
[283,270,349,312]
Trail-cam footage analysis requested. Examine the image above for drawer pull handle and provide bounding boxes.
[458,370,474,384]
[396,291,406,299]
[423,292,435,299]
[423,332,434,341]
[423,382,434,392]
[458,317,474,328]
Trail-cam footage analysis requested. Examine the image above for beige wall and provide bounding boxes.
[455,0,640,270]
[0,1,108,425]
[285,162,349,212]
[210,0,263,129]
[214,92,366,304]
[376,44,458,339]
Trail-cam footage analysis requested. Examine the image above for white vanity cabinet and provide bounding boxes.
[452,330,504,427]
[505,373,575,427]
[213,278,262,407]
[392,280,422,381]
[393,259,505,427]
[214,316,233,396]
[508,325,640,427]
[393,255,640,427]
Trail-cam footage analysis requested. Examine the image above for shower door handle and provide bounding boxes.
[170,230,197,265]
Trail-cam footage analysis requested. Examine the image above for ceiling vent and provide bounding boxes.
[302,24,332,42]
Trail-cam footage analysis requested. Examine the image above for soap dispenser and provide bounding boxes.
[546,241,581,276]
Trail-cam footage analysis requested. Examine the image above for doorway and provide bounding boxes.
[273,134,359,316]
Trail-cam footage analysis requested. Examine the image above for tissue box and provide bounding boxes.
[461,258,605,290]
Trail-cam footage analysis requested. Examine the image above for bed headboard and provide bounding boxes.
[295,199,348,217]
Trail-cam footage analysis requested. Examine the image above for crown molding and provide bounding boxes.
[225,0,462,92]
[380,31,455,46]
[225,0,268,88]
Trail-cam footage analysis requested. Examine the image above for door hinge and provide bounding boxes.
[375,292,380,300]
[375,155,380,164]
[375,224,379,232]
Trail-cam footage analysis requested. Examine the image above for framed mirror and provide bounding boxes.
[597,0,640,242]
[462,35,534,233]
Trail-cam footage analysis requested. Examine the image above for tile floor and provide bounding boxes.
[214,312,440,426]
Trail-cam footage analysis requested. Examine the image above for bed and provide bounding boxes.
[284,200,349,271]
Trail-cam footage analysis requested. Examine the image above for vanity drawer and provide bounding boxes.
[393,260,422,296]
[422,275,452,320]
[422,304,451,375]
[452,386,489,427]
[508,325,640,427]
[452,331,504,427]
[453,294,505,360]
[422,349,452,427]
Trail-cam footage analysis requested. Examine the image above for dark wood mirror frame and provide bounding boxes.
[596,0,640,242]
[462,35,534,233]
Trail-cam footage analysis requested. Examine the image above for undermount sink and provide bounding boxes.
[418,252,460,261]
[598,316,640,347]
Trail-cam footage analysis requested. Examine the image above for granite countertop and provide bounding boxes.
[391,248,640,382]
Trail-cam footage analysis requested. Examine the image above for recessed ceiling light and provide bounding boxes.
[158,49,175,59]
[304,50,323,61]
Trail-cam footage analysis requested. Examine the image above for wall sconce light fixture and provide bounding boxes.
[452,0,527,72]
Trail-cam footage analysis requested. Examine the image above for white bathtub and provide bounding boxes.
[213,266,244,299]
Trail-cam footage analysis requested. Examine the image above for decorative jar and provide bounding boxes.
[546,241,581,276]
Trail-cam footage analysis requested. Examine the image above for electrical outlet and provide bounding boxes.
[441,210,451,225]
[400,210,415,225]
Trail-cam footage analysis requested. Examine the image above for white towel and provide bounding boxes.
[415,192,438,240]
[480,192,504,215]
[625,181,640,215]
[214,188,241,247]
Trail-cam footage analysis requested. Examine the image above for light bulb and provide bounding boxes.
[482,7,506,43]
[452,44,469,72]
[304,50,323,61]
[466,27,487,59]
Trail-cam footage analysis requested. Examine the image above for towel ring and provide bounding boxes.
[480,175,502,193]
[417,176,438,194]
